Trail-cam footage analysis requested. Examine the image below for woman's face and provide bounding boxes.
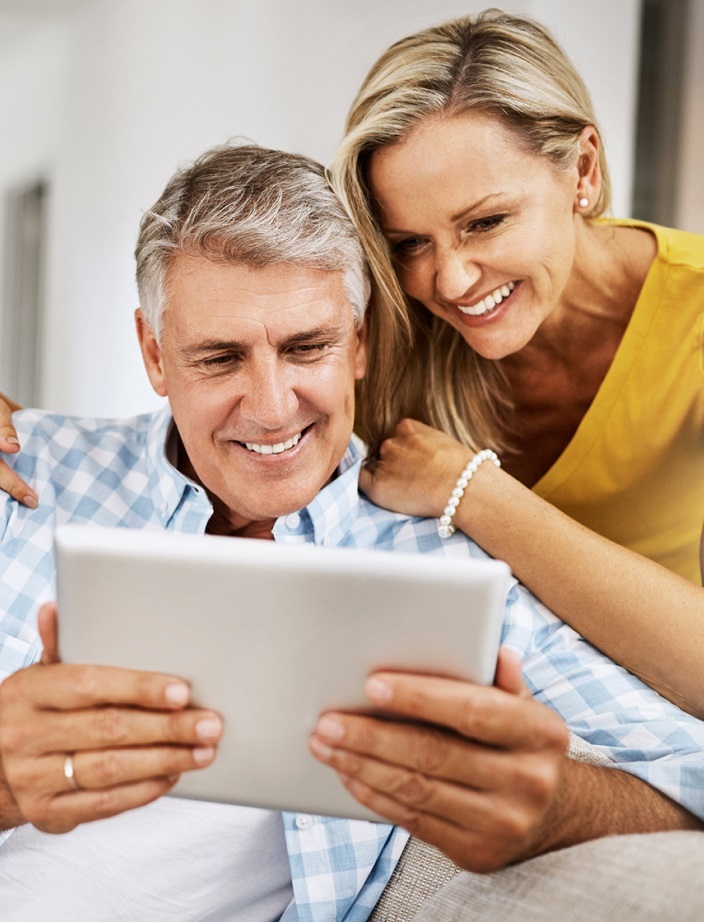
[367,110,581,360]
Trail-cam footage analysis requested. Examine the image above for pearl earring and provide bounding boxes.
[578,196,589,208]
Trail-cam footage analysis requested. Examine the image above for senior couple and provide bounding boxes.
[0,140,703,920]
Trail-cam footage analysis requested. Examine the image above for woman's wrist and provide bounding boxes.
[438,449,501,538]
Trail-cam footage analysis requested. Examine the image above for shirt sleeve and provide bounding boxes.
[502,584,704,821]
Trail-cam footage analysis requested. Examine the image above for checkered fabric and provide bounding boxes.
[3,405,704,921]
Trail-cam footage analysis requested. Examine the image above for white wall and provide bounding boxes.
[0,0,643,417]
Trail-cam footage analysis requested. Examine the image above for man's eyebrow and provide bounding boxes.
[180,340,246,359]
[281,326,344,347]
[180,326,344,358]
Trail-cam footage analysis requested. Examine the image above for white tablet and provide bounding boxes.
[54,523,510,822]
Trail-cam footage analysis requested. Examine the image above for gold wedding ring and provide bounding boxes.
[63,752,81,791]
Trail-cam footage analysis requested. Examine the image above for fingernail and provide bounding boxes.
[193,746,215,765]
[6,437,19,446]
[23,495,38,509]
[366,676,392,704]
[317,716,344,741]
[309,736,333,760]
[196,716,223,741]
[164,682,190,705]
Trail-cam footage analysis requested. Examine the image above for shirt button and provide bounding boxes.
[295,814,312,830]
[285,513,301,529]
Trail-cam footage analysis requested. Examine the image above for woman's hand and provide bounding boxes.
[0,394,37,508]
[359,419,471,518]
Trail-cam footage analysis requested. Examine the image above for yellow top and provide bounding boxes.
[533,220,704,584]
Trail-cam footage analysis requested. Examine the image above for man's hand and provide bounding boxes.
[0,603,223,834]
[310,649,702,871]
[309,648,571,872]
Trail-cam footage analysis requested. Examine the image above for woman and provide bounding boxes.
[328,10,704,713]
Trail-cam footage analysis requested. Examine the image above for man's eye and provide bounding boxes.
[289,343,328,358]
[466,214,507,234]
[202,354,241,369]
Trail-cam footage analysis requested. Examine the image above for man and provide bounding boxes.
[0,143,702,921]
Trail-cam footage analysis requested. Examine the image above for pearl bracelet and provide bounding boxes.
[437,449,501,539]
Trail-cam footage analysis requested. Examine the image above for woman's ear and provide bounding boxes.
[574,125,601,213]
[135,309,168,397]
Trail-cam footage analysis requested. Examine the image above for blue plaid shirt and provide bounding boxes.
[3,405,704,921]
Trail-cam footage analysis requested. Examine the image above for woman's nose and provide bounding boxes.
[434,247,481,302]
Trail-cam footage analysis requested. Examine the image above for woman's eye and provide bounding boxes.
[390,236,428,257]
[466,214,507,233]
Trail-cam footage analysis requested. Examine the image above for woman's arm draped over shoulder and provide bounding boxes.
[0,392,37,508]
[360,420,704,719]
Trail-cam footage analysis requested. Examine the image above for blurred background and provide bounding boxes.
[0,0,700,416]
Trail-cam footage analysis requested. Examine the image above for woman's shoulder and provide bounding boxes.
[601,218,704,271]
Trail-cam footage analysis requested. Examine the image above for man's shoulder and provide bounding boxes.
[11,407,163,465]
[353,495,485,558]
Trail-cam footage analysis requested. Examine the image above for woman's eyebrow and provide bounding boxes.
[381,193,508,235]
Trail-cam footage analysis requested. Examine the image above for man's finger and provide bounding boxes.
[362,670,567,751]
[58,743,217,791]
[494,647,532,698]
[26,776,181,835]
[38,603,60,664]
[312,712,545,789]
[10,704,224,755]
[3,661,192,712]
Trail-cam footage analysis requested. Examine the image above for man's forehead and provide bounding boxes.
[163,254,353,336]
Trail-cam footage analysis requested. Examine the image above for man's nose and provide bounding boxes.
[434,246,481,302]
[240,363,299,430]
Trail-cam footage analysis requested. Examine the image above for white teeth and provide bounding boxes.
[245,432,302,454]
[457,281,516,316]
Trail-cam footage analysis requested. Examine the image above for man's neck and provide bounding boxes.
[172,427,277,541]
[205,510,276,541]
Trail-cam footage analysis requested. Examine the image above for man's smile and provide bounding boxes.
[243,430,304,455]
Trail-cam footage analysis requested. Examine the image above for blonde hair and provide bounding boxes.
[331,8,610,456]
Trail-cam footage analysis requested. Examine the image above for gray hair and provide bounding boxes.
[135,141,370,339]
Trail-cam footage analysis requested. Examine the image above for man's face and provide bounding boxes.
[137,256,367,533]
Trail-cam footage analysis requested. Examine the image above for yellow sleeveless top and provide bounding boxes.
[533,220,704,584]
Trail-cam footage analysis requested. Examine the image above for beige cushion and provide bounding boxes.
[411,831,704,921]
[369,835,462,922]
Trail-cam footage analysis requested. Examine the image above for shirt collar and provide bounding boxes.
[146,407,364,540]
[145,404,209,526]
[273,439,364,547]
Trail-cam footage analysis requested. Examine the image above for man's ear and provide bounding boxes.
[135,309,168,397]
[354,317,369,381]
